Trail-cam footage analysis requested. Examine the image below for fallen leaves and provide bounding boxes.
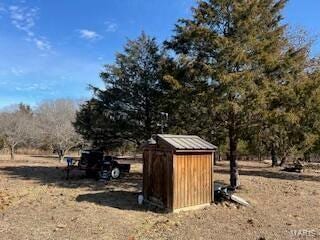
[0,191,13,211]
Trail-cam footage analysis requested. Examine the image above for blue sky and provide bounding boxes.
[0,0,319,108]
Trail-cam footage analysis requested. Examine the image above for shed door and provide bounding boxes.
[173,153,212,209]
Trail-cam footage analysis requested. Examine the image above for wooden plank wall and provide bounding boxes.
[143,149,173,209]
[173,153,212,209]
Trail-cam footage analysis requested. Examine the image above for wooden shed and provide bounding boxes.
[143,134,217,212]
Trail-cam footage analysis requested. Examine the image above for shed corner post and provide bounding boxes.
[142,149,146,198]
[171,151,176,211]
[143,147,152,201]
[211,151,215,203]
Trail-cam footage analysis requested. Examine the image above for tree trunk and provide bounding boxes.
[271,146,277,167]
[257,132,262,161]
[229,128,240,189]
[214,151,217,166]
[63,147,73,162]
[304,152,310,162]
[280,156,286,166]
[10,145,15,161]
[145,97,152,137]
[58,149,65,162]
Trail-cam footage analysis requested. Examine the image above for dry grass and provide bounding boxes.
[0,155,319,240]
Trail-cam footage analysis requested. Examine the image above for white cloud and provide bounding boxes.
[33,38,51,51]
[79,29,101,41]
[10,67,24,76]
[15,83,50,92]
[9,5,37,36]
[105,21,118,32]
[8,4,52,51]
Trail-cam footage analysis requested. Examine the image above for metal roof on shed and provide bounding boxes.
[156,134,217,151]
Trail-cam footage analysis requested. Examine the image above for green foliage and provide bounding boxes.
[258,39,312,163]
[298,68,320,155]
[75,0,320,174]
[166,0,291,138]
[75,33,170,149]
[75,98,125,149]
[165,0,311,185]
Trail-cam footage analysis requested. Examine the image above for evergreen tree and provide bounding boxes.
[259,27,310,166]
[166,0,304,188]
[297,61,320,160]
[75,99,124,150]
[75,33,169,148]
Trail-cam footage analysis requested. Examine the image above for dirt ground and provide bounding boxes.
[0,155,319,240]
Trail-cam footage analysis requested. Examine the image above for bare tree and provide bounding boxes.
[35,99,83,161]
[0,104,34,160]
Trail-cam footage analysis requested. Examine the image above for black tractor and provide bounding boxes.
[78,149,130,180]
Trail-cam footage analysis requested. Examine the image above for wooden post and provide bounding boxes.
[211,152,214,203]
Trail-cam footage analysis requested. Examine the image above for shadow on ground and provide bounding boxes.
[76,190,151,212]
[0,164,161,212]
[215,168,320,182]
[0,165,142,190]
[31,155,59,159]
[76,190,163,212]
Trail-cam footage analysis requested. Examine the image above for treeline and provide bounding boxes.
[0,100,82,160]
[74,0,320,188]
